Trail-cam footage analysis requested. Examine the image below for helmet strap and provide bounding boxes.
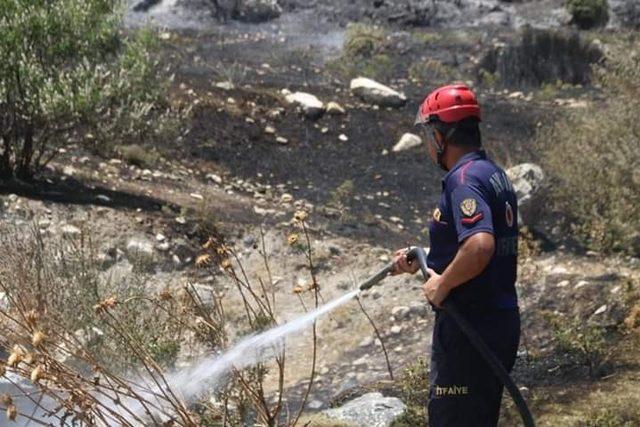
[433,126,457,172]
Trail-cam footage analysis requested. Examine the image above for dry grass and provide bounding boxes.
[0,212,353,425]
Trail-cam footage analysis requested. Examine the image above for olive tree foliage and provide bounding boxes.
[0,0,176,179]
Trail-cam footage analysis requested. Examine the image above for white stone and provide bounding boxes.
[392,133,423,152]
[338,134,349,142]
[350,77,407,108]
[321,392,406,427]
[326,101,346,115]
[593,305,607,315]
[506,163,545,205]
[284,91,325,119]
[215,81,234,90]
[60,224,81,238]
[126,237,155,258]
[391,306,411,321]
[206,173,223,184]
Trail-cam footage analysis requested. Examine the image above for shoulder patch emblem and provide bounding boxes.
[433,208,442,222]
[460,198,477,217]
[505,201,514,227]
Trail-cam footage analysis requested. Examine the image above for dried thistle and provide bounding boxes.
[30,365,45,382]
[0,394,12,406]
[216,245,228,256]
[202,237,215,249]
[94,296,118,314]
[287,233,299,246]
[25,309,39,328]
[32,331,46,347]
[7,346,24,368]
[6,404,16,421]
[158,289,173,301]
[195,253,212,268]
[0,363,5,377]
[294,210,308,222]
[23,353,35,365]
[292,285,304,294]
[307,282,319,291]
[220,258,232,270]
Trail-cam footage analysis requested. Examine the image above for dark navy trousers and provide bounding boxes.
[428,309,520,427]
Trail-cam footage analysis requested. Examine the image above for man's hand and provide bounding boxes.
[391,248,420,276]
[422,268,450,308]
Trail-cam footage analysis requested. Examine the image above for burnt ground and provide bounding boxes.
[153,22,548,248]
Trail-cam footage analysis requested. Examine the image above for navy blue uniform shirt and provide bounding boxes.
[427,150,518,312]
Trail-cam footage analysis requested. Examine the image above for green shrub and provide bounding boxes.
[344,23,387,59]
[408,59,453,84]
[0,0,178,179]
[566,0,609,29]
[327,24,394,80]
[541,39,640,255]
[543,312,613,378]
[392,358,429,426]
[117,144,159,168]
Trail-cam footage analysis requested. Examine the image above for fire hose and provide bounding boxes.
[359,246,535,427]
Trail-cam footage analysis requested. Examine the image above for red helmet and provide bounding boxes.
[414,84,481,125]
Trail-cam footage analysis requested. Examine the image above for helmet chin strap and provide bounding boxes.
[432,127,456,172]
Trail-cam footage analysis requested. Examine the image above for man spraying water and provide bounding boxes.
[392,84,521,427]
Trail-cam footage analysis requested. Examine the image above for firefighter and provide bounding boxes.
[392,84,521,426]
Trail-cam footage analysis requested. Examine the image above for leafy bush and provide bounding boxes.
[541,38,640,255]
[0,0,178,180]
[327,24,394,80]
[392,358,429,426]
[477,27,602,87]
[408,59,454,84]
[566,0,609,29]
[543,312,613,378]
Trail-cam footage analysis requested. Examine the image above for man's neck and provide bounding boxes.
[444,147,479,170]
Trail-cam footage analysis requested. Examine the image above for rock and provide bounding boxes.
[276,136,288,144]
[359,336,374,348]
[326,101,346,115]
[350,78,407,108]
[506,163,544,227]
[409,301,428,317]
[214,81,234,91]
[320,392,406,427]
[95,194,111,203]
[156,242,171,252]
[235,0,281,23]
[60,224,82,238]
[593,305,607,315]
[189,283,216,307]
[126,237,155,259]
[391,306,411,321]
[392,133,422,152]
[283,91,325,119]
[0,292,9,311]
[206,173,223,184]
[264,125,276,134]
[338,134,349,142]
[389,325,402,335]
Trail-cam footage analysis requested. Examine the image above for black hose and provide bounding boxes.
[405,246,535,427]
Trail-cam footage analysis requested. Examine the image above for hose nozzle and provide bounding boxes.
[358,247,430,291]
